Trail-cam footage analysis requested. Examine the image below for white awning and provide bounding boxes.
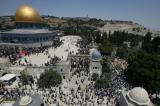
[0,74,16,81]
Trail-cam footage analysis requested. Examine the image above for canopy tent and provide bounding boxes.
[19,50,28,56]
[0,74,16,81]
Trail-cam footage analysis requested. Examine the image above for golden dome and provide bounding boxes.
[15,5,43,23]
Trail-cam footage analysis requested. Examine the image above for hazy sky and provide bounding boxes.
[0,0,160,30]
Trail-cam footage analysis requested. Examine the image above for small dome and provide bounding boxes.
[89,48,97,55]
[127,87,150,105]
[91,49,102,61]
[15,5,43,23]
[19,95,32,105]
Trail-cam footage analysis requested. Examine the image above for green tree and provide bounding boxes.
[144,32,152,43]
[142,33,160,54]
[0,80,4,88]
[116,46,128,59]
[109,31,142,46]
[95,78,109,89]
[38,69,62,88]
[21,73,33,85]
[94,31,101,43]
[101,56,111,73]
[99,40,113,55]
[151,37,160,53]
[127,51,160,93]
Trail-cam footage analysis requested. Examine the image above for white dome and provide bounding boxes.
[19,95,32,105]
[89,48,97,55]
[127,87,150,105]
[90,48,102,61]
[92,50,101,60]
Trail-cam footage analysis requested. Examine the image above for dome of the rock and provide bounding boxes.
[15,5,42,23]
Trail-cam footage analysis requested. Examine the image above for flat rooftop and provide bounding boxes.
[0,74,16,81]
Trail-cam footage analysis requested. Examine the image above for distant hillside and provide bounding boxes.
[0,16,159,37]
[98,22,160,37]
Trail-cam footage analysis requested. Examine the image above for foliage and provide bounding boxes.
[0,80,4,88]
[101,56,110,73]
[95,78,109,89]
[108,31,143,46]
[38,69,62,88]
[116,46,128,59]
[21,73,33,85]
[99,39,113,55]
[127,51,160,93]
[142,32,160,54]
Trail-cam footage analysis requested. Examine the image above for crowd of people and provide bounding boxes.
[0,40,63,65]
[71,57,90,73]
[1,55,118,106]
[77,39,90,55]
[0,36,133,106]
[109,58,132,100]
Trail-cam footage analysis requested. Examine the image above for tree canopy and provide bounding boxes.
[99,39,113,55]
[108,31,142,46]
[95,78,109,89]
[142,33,160,54]
[116,45,128,59]
[21,73,33,85]
[38,69,62,88]
[127,51,160,93]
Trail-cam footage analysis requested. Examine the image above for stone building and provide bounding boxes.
[0,5,57,47]
[119,87,154,106]
[89,48,102,76]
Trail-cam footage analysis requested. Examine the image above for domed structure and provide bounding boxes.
[0,4,57,47]
[127,87,150,105]
[91,49,102,61]
[89,48,97,55]
[19,95,32,105]
[15,5,42,23]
